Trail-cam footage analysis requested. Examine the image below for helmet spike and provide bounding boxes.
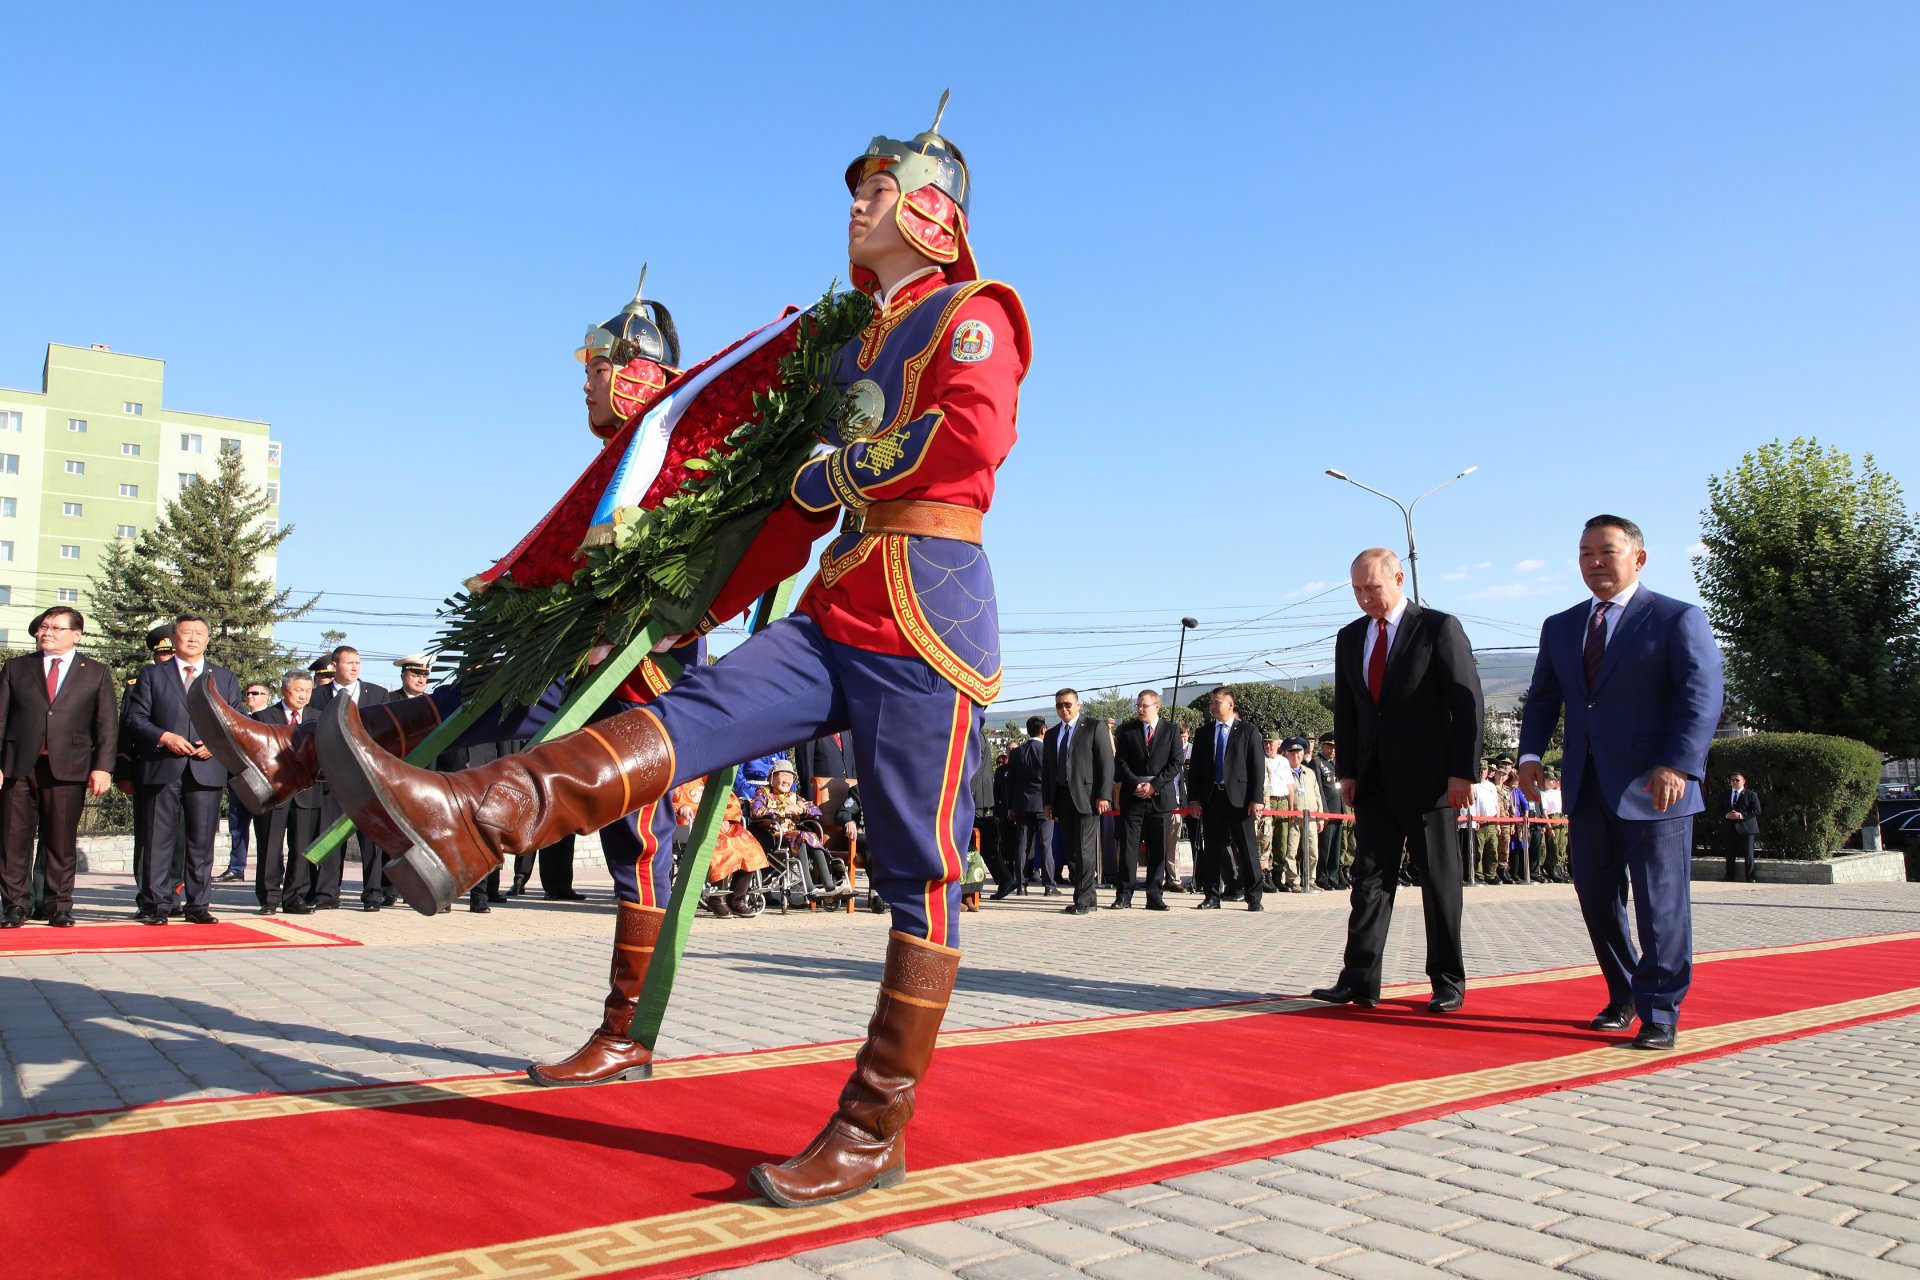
[929,88,949,136]
[630,262,649,308]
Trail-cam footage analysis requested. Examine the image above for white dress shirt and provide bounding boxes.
[1522,580,1644,765]
[1361,597,1410,672]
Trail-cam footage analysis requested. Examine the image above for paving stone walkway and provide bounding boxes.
[4,871,1917,1278]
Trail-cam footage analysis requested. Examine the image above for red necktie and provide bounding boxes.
[290,708,300,726]
[1583,602,1612,689]
[1145,722,1154,745]
[1367,618,1388,703]
[46,657,60,703]
[832,732,842,750]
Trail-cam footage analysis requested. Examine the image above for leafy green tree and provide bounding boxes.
[1696,438,1920,757]
[1185,681,1332,742]
[88,451,317,687]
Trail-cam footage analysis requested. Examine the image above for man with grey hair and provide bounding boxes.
[254,670,322,915]
[1314,549,1483,1013]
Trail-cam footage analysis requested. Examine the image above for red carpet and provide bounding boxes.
[1,932,1916,1280]
[0,918,356,957]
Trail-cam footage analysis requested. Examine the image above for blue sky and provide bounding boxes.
[4,3,1915,708]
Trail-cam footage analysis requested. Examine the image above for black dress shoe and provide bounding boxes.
[544,891,588,901]
[1310,985,1379,1008]
[1061,904,1090,916]
[183,908,218,924]
[1632,1022,1677,1050]
[1246,901,1264,912]
[1196,897,1220,909]
[0,907,26,929]
[257,906,279,916]
[48,911,76,928]
[314,901,339,910]
[215,870,243,883]
[1144,900,1169,911]
[1589,1004,1636,1031]
[135,910,168,926]
[362,903,381,912]
[284,901,314,915]
[1428,993,1464,1013]
[1109,898,1131,909]
[469,898,492,913]
[1043,886,1059,896]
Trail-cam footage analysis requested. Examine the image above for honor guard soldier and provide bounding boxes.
[195,276,699,1084]
[310,98,1030,1208]
[1310,733,1347,888]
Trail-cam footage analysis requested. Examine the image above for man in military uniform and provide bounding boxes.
[195,277,697,1086]
[1278,738,1324,892]
[311,103,1029,1209]
[1311,733,1347,888]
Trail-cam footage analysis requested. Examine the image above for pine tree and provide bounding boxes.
[89,451,318,687]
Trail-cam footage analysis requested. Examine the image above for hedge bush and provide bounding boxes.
[1704,733,1882,860]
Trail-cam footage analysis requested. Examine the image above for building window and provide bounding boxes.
[116,524,137,538]
[67,418,87,433]
[124,401,143,415]
[56,588,78,603]
[0,586,9,605]
[0,455,18,475]
[220,437,242,457]
[267,441,282,466]
[0,541,11,561]
[62,502,83,517]
[119,483,139,498]
[180,433,202,453]
[179,473,198,490]
[122,442,142,457]
[65,460,85,475]
[59,545,80,560]
[266,482,280,503]
[0,498,13,518]
[264,520,278,536]
[1,411,19,432]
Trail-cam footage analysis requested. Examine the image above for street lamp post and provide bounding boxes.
[1324,466,1478,605]
[1171,616,1199,713]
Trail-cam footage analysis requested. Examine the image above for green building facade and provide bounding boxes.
[0,343,280,646]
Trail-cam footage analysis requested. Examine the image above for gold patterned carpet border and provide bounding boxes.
[305,986,1920,1280]
[4,930,1914,1153]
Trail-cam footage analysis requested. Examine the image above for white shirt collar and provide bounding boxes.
[1592,580,1641,612]
[874,266,941,309]
[1383,597,1409,627]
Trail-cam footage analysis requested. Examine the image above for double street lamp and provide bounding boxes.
[1324,466,1478,605]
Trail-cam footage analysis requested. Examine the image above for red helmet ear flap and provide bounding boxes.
[609,358,670,425]
[893,187,978,284]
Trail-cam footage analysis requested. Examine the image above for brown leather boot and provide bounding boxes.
[750,930,960,1207]
[190,679,445,823]
[527,902,661,1086]
[315,698,673,915]
[728,871,759,919]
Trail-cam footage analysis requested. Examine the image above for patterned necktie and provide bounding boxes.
[1144,721,1154,746]
[290,708,300,726]
[1584,602,1612,689]
[46,657,60,702]
[1367,618,1389,703]
[181,664,198,686]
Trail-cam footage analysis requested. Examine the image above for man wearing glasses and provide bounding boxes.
[0,608,118,928]
[216,683,276,883]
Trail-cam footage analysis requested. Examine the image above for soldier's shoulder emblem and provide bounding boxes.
[949,318,994,363]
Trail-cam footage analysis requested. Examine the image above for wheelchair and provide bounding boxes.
[749,817,855,914]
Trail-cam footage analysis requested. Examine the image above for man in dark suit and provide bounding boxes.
[253,670,323,915]
[1112,689,1182,910]
[1519,516,1723,1051]
[1042,688,1115,916]
[0,607,118,928]
[1184,687,1266,911]
[1314,549,1483,1012]
[1003,717,1052,896]
[309,645,389,910]
[123,613,242,924]
[1721,772,1762,882]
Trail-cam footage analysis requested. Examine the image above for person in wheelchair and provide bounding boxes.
[673,778,767,919]
[750,759,852,904]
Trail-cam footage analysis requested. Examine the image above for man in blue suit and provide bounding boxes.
[1518,516,1723,1050]
[124,614,243,924]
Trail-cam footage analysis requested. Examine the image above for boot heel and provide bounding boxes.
[384,847,457,916]
[873,1163,906,1190]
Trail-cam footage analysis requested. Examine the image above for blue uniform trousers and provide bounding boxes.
[647,614,982,948]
